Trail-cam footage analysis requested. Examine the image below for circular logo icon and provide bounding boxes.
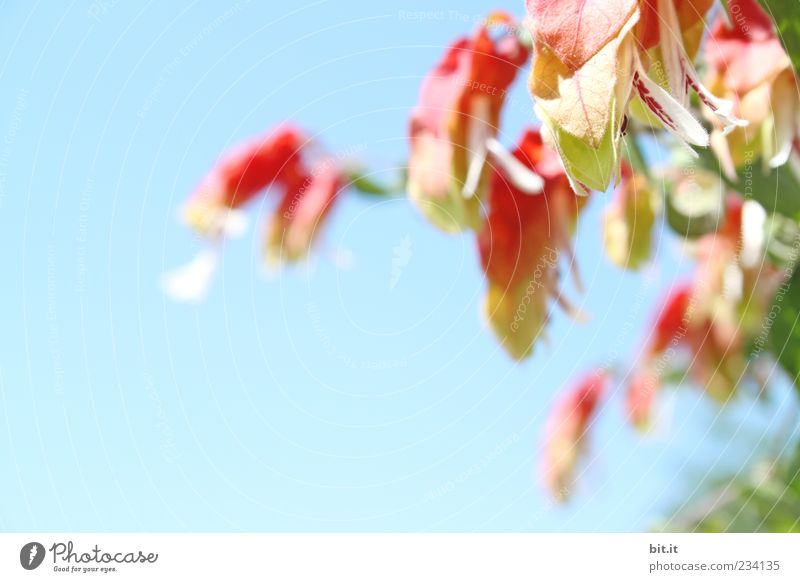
[20,542,45,570]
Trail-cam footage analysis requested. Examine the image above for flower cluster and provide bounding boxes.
[162,3,800,505]
[703,0,799,179]
[526,0,746,195]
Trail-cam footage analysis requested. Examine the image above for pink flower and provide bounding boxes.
[408,12,533,232]
[264,158,344,266]
[703,0,798,179]
[543,370,609,502]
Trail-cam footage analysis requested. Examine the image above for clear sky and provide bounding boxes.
[0,0,796,532]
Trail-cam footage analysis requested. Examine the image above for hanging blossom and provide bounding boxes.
[626,195,779,428]
[263,157,344,266]
[525,0,747,195]
[408,12,539,232]
[477,129,585,360]
[182,124,308,238]
[163,125,345,301]
[602,162,660,270]
[703,0,800,180]
[542,369,609,502]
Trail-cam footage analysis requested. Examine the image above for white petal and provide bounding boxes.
[220,209,249,238]
[710,130,738,181]
[486,137,545,194]
[723,261,744,302]
[161,249,219,302]
[633,54,709,148]
[684,59,748,135]
[740,199,767,269]
[658,0,688,103]
[462,96,492,199]
[768,74,798,168]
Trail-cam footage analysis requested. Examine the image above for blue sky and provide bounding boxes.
[0,0,797,532]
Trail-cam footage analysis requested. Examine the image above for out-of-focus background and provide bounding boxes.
[0,0,797,531]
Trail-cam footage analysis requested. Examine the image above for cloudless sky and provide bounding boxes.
[0,0,797,532]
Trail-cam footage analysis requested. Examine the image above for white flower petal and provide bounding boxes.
[220,209,249,238]
[710,130,739,181]
[486,137,545,194]
[658,0,688,103]
[633,54,709,148]
[684,59,748,135]
[768,73,798,168]
[161,249,220,302]
[462,96,492,199]
[740,199,767,269]
[723,261,744,302]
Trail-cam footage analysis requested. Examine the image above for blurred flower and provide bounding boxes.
[627,284,693,429]
[408,12,534,232]
[263,158,344,266]
[627,196,779,426]
[182,124,308,238]
[526,0,745,195]
[543,369,609,502]
[164,125,344,301]
[602,163,659,269]
[703,0,799,179]
[478,129,584,360]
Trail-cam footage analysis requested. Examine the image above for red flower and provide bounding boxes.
[165,125,344,301]
[627,195,776,425]
[408,12,531,232]
[626,284,692,428]
[478,129,583,360]
[183,125,308,237]
[543,370,609,501]
[264,158,344,266]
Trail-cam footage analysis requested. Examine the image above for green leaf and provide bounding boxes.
[344,168,405,198]
[767,264,800,386]
[664,169,725,239]
[659,442,800,532]
[697,147,800,221]
[760,0,800,71]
